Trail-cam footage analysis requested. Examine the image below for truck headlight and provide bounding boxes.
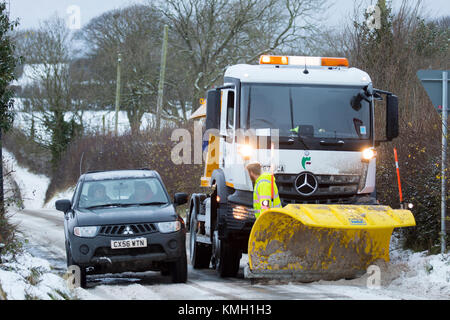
[231,205,256,220]
[238,144,253,160]
[74,226,99,238]
[362,148,376,161]
[156,221,181,233]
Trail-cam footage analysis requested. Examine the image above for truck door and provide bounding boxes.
[219,88,236,178]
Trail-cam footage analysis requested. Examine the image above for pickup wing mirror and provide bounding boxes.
[55,199,72,213]
[174,193,188,206]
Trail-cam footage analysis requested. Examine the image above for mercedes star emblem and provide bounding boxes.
[295,172,319,196]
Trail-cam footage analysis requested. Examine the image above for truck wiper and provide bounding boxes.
[320,140,345,146]
[290,126,310,150]
[298,135,310,150]
[279,134,309,148]
[279,136,295,145]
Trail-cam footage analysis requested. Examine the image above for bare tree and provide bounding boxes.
[80,4,165,134]
[158,0,326,110]
[19,16,83,170]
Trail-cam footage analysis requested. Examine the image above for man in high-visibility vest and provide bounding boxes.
[246,162,282,219]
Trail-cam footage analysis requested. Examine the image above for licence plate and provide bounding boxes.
[111,238,147,249]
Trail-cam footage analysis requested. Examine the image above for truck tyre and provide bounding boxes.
[189,208,212,269]
[170,251,188,283]
[212,230,241,278]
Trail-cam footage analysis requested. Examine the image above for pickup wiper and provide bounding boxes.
[137,202,168,206]
[84,203,124,210]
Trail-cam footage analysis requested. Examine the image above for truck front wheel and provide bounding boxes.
[211,230,241,278]
[189,196,211,269]
[189,208,212,269]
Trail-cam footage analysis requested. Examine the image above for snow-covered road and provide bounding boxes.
[9,208,449,300]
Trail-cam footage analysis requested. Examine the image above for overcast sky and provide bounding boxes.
[8,0,450,31]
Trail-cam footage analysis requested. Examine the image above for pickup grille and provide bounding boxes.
[98,223,157,237]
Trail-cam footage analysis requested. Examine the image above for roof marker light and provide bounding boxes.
[259,55,349,68]
[321,57,349,67]
[260,55,289,65]
[290,56,321,66]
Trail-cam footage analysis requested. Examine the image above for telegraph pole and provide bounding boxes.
[155,25,169,131]
[441,71,448,254]
[114,53,122,136]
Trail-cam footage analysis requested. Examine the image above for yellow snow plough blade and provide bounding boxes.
[246,204,415,282]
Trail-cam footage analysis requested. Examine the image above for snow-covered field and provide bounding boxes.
[14,110,159,141]
[1,149,450,300]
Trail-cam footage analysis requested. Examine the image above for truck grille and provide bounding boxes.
[98,223,157,237]
[275,173,361,206]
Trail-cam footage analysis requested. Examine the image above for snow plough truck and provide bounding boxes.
[187,55,416,281]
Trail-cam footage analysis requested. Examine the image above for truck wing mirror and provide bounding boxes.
[386,94,399,141]
[373,92,383,101]
[351,90,370,111]
[205,90,221,131]
[174,193,188,206]
[374,89,400,143]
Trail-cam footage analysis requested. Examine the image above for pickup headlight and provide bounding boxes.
[74,226,99,238]
[156,221,181,233]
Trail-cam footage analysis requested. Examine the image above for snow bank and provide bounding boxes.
[0,251,75,300]
[387,249,450,299]
[44,187,76,210]
[3,149,50,210]
[313,235,450,299]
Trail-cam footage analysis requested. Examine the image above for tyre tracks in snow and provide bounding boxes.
[11,208,357,300]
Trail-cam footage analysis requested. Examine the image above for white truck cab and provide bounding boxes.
[189,55,399,277]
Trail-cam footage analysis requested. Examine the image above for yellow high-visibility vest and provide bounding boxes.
[253,173,281,219]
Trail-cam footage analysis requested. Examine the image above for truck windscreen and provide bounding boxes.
[240,84,371,139]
